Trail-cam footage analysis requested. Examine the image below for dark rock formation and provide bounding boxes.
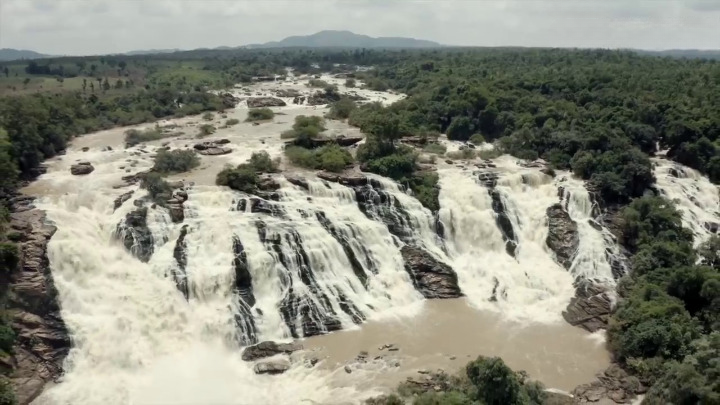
[257,177,281,192]
[167,202,184,223]
[241,341,302,362]
[247,97,286,108]
[172,225,189,299]
[275,89,301,98]
[5,209,70,405]
[307,90,341,106]
[219,92,240,109]
[198,147,232,156]
[545,203,579,269]
[232,237,254,307]
[316,172,368,187]
[117,207,154,262]
[400,246,462,299]
[70,161,94,175]
[489,190,518,257]
[286,136,362,148]
[194,140,233,155]
[253,360,290,375]
[563,282,614,332]
[573,364,645,404]
[285,176,309,190]
[113,190,134,212]
[292,96,306,105]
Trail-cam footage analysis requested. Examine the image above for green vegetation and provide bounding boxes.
[216,151,279,193]
[285,144,353,173]
[202,112,214,121]
[308,78,330,88]
[197,124,216,138]
[422,143,447,155]
[140,172,174,206]
[152,149,199,174]
[326,97,357,120]
[605,197,720,402]
[246,108,275,122]
[0,203,19,405]
[469,134,485,145]
[124,127,167,147]
[281,115,326,146]
[226,118,240,126]
[345,78,356,88]
[0,377,16,405]
[369,356,546,405]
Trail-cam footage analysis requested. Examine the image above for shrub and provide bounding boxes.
[446,148,477,160]
[226,118,240,126]
[422,143,447,155]
[216,164,258,193]
[308,79,330,88]
[202,112,214,121]
[345,78,356,88]
[0,323,15,353]
[285,145,353,173]
[408,172,440,211]
[197,124,216,138]
[124,128,166,147]
[469,133,485,145]
[0,242,18,274]
[140,172,173,205]
[0,377,17,405]
[466,356,526,405]
[365,151,416,179]
[326,98,356,120]
[282,116,326,145]
[152,149,199,174]
[246,108,274,122]
[248,151,279,173]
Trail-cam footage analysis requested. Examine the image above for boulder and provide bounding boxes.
[241,341,303,361]
[572,364,644,404]
[254,360,291,375]
[563,281,614,332]
[247,97,286,108]
[198,147,232,156]
[5,209,70,405]
[400,246,462,299]
[168,203,184,223]
[113,190,134,212]
[70,162,94,175]
[317,172,368,187]
[275,89,301,98]
[545,203,579,269]
[257,177,281,192]
[285,176,309,190]
[219,92,240,109]
[117,207,154,262]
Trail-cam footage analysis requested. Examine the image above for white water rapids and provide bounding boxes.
[22,76,719,404]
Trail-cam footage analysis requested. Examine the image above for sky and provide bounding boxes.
[1,0,719,55]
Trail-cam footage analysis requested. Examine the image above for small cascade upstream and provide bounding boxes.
[653,158,720,245]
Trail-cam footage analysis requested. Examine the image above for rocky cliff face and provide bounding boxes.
[545,203,579,270]
[3,206,69,405]
[400,246,462,299]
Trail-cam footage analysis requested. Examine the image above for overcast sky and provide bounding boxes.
[1,0,719,55]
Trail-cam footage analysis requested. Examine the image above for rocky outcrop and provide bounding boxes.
[113,190,134,212]
[563,281,614,332]
[219,92,240,109]
[489,190,518,257]
[241,341,302,362]
[117,207,154,262]
[286,136,362,148]
[307,90,342,106]
[4,208,70,405]
[316,172,368,187]
[171,225,190,299]
[546,203,579,269]
[285,176,309,190]
[247,97,286,108]
[198,147,231,156]
[573,364,645,404]
[400,246,462,299]
[275,89,301,98]
[193,140,232,156]
[70,161,94,175]
[253,359,290,375]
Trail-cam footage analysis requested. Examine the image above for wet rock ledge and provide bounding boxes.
[2,201,70,405]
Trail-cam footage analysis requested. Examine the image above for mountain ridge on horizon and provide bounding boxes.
[1,30,720,61]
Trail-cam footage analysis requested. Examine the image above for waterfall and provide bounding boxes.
[436,156,619,322]
[653,158,720,246]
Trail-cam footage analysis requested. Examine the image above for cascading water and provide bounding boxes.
[436,156,619,322]
[653,158,720,245]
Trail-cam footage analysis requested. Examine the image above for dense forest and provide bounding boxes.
[1,47,719,403]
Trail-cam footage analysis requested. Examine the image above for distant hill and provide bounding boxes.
[123,48,182,56]
[245,30,442,49]
[0,48,50,61]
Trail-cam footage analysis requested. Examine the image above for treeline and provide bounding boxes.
[341,49,720,202]
[608,197,719,403]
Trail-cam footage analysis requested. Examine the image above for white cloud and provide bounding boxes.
[0,0,718,55]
